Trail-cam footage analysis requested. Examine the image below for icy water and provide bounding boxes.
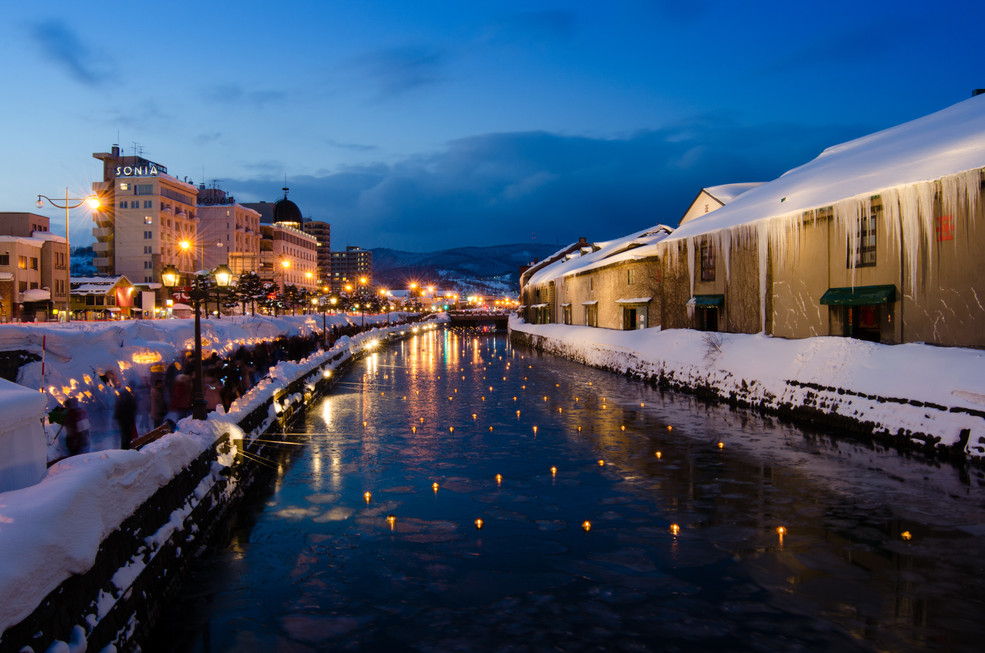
[153,329,985,652]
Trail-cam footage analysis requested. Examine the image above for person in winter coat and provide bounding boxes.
[63,398,91,456]
[150,378,168,426]
[168,372,192,421]
[113,386,138,450]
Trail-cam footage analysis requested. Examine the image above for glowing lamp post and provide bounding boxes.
[213,263,232,319]
[161,264,179,317]
[35,190,100,321]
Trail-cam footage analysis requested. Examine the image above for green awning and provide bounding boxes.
[687,294,724,308]
[819,284,896,306]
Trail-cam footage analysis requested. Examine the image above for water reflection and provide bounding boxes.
[153,329,985,652]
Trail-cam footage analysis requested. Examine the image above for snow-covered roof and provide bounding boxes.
[669,94,985,242]
[70,276,132,294]
[703,182,763,205]
[0,236,45,249]
[526,225,673,286]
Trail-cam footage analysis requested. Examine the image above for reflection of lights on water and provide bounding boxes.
[412,426,417,433]
[597,459,605,467]
[488,426,494,431]
[655,451,662,459]
[718,441,725,449]
[495,474,502,485]
[667,426,673,431]
[670,524,680,535]
[432,482,439,492]
[532,426,538,434]
[550,466,557,476]
[582,521,592,532]
[364,492,372,503]
[620,425,625,431]
[475,518,484,530]
[901,530,912,541]
[777,526,786,547]
[386,514,396,529]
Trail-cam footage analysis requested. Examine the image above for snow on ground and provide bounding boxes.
[510,317,985,454]
[0,313,432,635]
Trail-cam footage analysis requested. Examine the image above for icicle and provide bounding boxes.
[758,220,768,333]
[720,229,732,284]
[686,237,695,301]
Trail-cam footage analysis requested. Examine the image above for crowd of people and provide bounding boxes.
[54,321,396,456]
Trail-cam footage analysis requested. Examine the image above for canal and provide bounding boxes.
[153,328,985,651]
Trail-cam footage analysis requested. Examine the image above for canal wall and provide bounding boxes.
[509,320,985,462]
[0,324,433,653]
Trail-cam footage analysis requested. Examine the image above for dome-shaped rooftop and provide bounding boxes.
[274,187,302,224]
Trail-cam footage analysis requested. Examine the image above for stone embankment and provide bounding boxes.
[0,323,436,653]
[509,321,985,462]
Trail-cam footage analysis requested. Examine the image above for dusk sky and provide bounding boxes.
[3,0,982,252]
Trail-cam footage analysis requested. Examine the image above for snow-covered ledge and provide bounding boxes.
[508,317,985,459]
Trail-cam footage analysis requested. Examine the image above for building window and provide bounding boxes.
[19,281,27,292]
[134,184,154,195]
[120,201,128,209]
[120,183,129,191]
[0,254,8,266]
[585,304,598,327]
[144,231,152,239]
[30,257,38,270]
[144,246,153,254]
[849,211,878,268]
[700,240,716,281]
[144,200,153,209]
[144,260,153,269]
[627,268,636,285]
[18,256,27,270]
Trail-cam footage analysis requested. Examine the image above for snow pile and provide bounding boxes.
[510,318,985,455]
[0,378,47,492]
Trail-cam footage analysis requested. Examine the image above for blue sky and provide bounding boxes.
[3,0,982,252]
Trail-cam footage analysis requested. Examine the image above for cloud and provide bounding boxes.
[199,83,289,108]
[348,45,447,99]
[30,19,108,85]
[227,119,869,252]
[324,139,379,153]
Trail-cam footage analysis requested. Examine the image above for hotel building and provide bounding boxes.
[90,146,199,284]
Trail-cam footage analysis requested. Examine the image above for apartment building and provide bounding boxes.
[91,146,199,284]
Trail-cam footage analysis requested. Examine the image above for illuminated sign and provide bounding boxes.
[114,162,166,177]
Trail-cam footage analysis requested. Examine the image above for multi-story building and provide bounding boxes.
[91,146,199,284]
[302,219,331,286]
[196,185,261,276]
[329,246,372,291]
[0,212,69,322]
[246,190,319,293]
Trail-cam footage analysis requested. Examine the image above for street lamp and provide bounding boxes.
[35,189,100,321]
[161,264,179,317]
[213,263,232,319]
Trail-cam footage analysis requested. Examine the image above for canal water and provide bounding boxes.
[153,328,985,652]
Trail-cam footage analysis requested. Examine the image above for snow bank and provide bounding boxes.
[510,318,985,455]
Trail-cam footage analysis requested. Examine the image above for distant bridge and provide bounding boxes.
[447,311,511,329]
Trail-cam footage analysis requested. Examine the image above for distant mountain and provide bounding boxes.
[370,243,559,297]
